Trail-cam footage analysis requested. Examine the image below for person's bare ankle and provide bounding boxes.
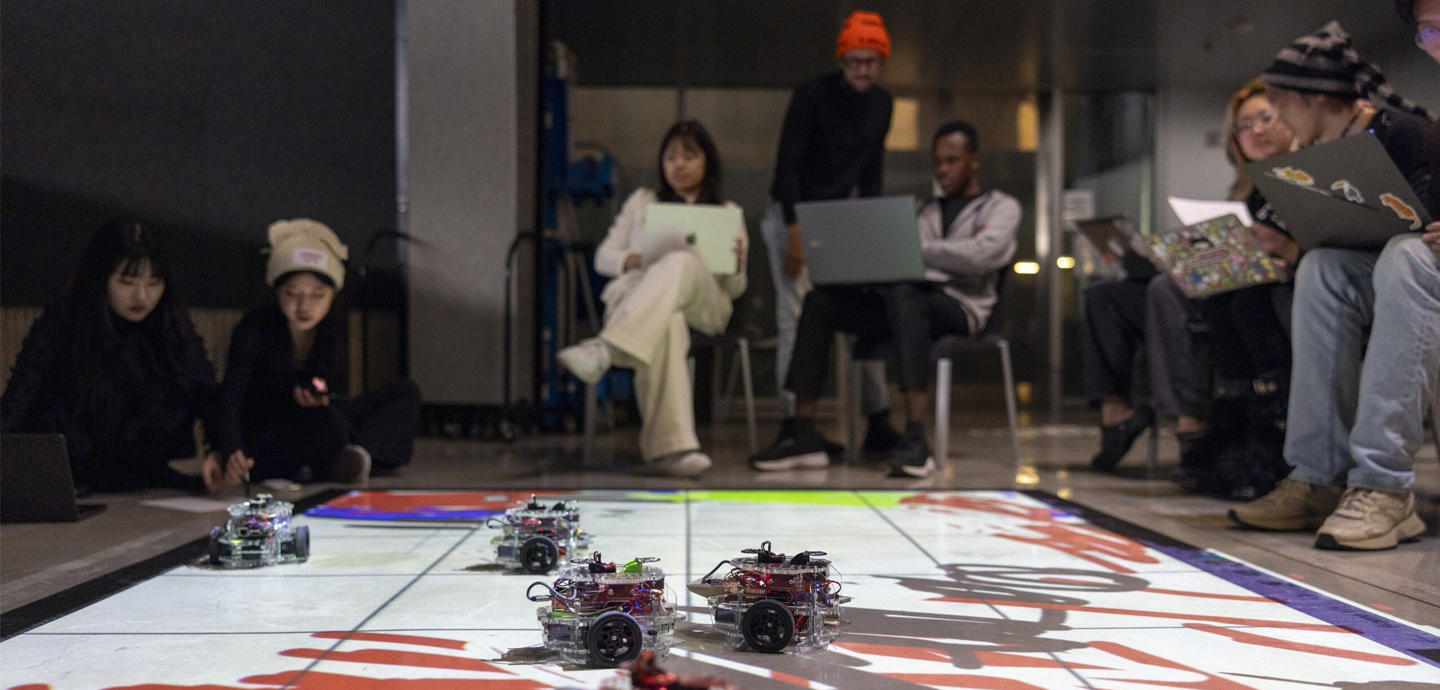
[1176,416,1207,434]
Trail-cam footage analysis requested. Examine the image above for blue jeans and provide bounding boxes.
[760,202,890,418]
[1285,234,1440,493]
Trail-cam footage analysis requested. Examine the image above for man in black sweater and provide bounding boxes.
[760,9,898,461]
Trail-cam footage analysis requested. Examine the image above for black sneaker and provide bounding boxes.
[1090,405,1154,472]
[888,422,935,478]
[863,410,903,453]
[750,419,831,472]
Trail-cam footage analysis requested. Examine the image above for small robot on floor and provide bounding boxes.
[488,494,591,574]
[207,494,310,568]
[601,651,740,690]
[527,552,682,667]
[688,541,848,654]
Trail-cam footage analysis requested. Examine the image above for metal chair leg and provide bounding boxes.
[739,338,758,453]
[935,358,952,468]
[847,352,863,465]
[1147,418,1161,479]
[583,379,598,466]
[998,340,1021,464]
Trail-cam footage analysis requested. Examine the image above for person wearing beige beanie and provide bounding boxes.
[211,219,421,487]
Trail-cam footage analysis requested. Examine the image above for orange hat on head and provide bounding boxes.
[836,10,891,60]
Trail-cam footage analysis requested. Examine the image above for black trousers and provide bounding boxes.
[248,379,422,481]
[1205,283,1292,381]
[1082,275,1205,417]
[785,283,971,402]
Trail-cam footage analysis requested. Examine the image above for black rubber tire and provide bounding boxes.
[741,599,795,653]
[293,526,310,560]
[208,526,225,566]
[520,536,559,574]
[585,611,643,666]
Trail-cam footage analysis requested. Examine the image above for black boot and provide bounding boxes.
[1230,371,1290,501]
[1091,405,1155,472]
[863,409,904,453]
[1181,381,1247,496]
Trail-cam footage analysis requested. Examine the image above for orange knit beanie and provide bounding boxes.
[835,10,891,60]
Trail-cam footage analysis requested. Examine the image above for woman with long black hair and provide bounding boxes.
[556,120,748,477]
[1,219,232,493]
[211,219,421,485]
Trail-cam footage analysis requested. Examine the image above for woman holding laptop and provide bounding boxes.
[557,120,747,478]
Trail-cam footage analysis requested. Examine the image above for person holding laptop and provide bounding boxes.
[1229,22,1437,550]
[750,121,1021,477]
[760,10,901,459]
[556,121,747,478]
[1,220,230,494]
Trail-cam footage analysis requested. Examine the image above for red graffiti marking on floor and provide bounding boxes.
[1088,642,1260,690]
[311,632,470,650]
[280,648,510,673]
[883,674,1052,690]
[1185,623,1416,666]
[903,493,1161,573]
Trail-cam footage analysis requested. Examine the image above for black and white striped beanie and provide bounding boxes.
[1262,20,1436,122]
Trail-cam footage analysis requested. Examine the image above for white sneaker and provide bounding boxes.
[557,338,613,385]
[636,451,713,478]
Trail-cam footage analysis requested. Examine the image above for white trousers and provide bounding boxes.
[600,251,733,461]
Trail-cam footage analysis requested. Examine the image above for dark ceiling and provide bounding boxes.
[548,0,1415,93]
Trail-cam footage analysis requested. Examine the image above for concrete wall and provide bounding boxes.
[405,0,534,405]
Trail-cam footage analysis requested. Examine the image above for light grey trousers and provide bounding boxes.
[1286,234,1440,493]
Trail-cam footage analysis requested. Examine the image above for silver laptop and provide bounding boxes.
[643,202,744,275]
[1,434,105,522]
[1247,132,1431,252]
[796,195,928,285]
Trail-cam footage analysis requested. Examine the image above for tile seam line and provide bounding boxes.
[854,490,1099,689]
[277,523,481,689]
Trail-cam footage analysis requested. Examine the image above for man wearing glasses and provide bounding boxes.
[757,10,900,465]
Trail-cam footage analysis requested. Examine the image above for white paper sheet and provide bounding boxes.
[1168,196,1254,227]
[140,496,237,513]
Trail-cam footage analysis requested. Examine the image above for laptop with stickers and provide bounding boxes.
[1247,132,1431,252]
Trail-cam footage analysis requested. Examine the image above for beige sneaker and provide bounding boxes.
[1315,488,1426,551]
[1228,478,1343,531]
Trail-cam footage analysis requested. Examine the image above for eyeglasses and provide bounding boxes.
[841,55,884,70]
[1235,110,1279,134]
[1417,25,1440,51]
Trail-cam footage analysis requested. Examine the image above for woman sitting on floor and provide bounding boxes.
[1,219,230,494]
[211,219,421,487]
[555,120,748,478]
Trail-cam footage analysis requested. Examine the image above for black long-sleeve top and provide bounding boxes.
[1370,108,1436,218]
[1,306,218,489]
[769,71,893,224]
[1427,117,1440,219]
[212,303,346,456]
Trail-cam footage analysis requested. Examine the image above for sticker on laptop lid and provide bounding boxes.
[1379,193,1422,230]
[1270,167,1315,186]
[292,248,329,270]
[1329,180,1364,204]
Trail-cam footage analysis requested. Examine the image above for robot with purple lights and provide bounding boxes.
[207,494,310,568]
[527,552,681,666]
